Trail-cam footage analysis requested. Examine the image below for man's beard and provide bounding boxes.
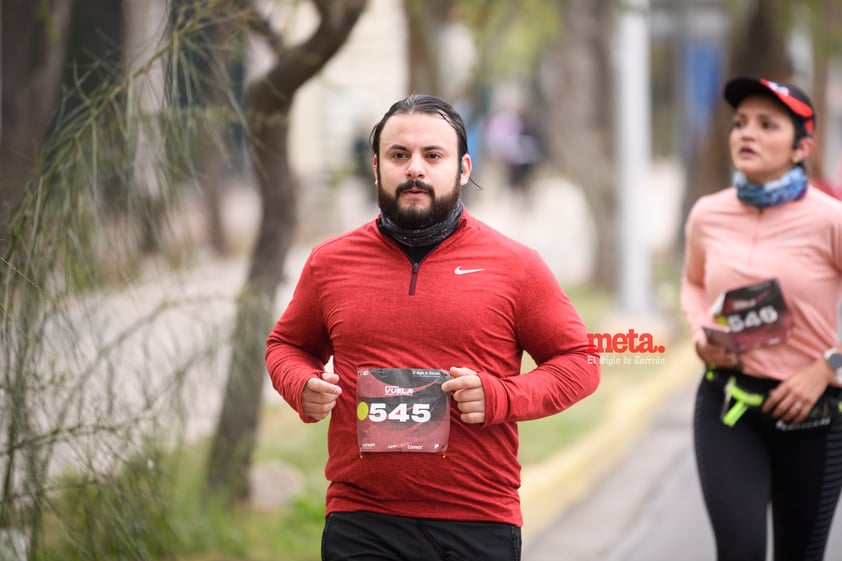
[378,178,461,230]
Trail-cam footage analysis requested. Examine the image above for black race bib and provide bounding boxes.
[356,368,450,453]
[706,278,792,353]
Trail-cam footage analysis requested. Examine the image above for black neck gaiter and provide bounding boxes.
[378,202,463,248]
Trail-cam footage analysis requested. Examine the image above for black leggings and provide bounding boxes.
[694,371,842,561]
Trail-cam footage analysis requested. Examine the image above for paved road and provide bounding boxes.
[524,379,842,561]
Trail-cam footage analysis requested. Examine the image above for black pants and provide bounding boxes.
[321,511,522,561]
[694,371,842,561]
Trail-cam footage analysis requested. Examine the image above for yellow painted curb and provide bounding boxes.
[520,338,701,544]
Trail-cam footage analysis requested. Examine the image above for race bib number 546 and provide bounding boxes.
[356,368,450,453]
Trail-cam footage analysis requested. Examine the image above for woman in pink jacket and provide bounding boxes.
[681,76,842,561]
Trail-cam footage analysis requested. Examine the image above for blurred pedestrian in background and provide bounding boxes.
[484,108,545,195]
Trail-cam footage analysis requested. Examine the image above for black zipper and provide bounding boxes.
[409,261,420,295]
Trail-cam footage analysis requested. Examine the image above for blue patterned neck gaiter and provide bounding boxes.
[734,166,808,208]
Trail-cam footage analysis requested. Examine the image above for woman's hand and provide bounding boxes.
[762,359,834,423]
[695,339,740,369]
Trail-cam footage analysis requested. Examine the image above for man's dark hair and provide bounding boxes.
[369,94,469,160]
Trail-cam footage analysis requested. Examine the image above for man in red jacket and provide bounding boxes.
[265,94,600,561]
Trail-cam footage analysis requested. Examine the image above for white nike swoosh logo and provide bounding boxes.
[454,266,485,275]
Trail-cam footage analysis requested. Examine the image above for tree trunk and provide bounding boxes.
[543,0,615,289]
[683,0,792,212]
[201,16,242,255]
[0,0,73,220]
[808,0,841,179]
[205,0,367,504]
[403,0,448,95]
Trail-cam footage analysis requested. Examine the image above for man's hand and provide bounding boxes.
[302,372,341,421]
[442,367,486,424]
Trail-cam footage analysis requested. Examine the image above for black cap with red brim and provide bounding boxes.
[723,77,815,136]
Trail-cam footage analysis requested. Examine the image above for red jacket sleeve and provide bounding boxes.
[481,250,600,425]
[265,253,333,423]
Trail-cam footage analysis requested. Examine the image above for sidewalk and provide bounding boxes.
[523,372,705,561]
[520,337,700,546]
[523,358,842,561]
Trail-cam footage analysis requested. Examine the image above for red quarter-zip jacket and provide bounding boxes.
[266,208,600,526]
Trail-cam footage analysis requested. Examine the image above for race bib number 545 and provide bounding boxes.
[356,368,450,453]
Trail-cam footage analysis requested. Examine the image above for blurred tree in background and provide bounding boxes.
[204,0,367,505]
[1,1,233,558]
[0,1,73,222]
[0,0,346,556]
[542,0,615,288]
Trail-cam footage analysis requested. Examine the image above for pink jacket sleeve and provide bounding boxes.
[680,201,713,347]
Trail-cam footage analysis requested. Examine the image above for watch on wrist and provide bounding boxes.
[823,348,842,383]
